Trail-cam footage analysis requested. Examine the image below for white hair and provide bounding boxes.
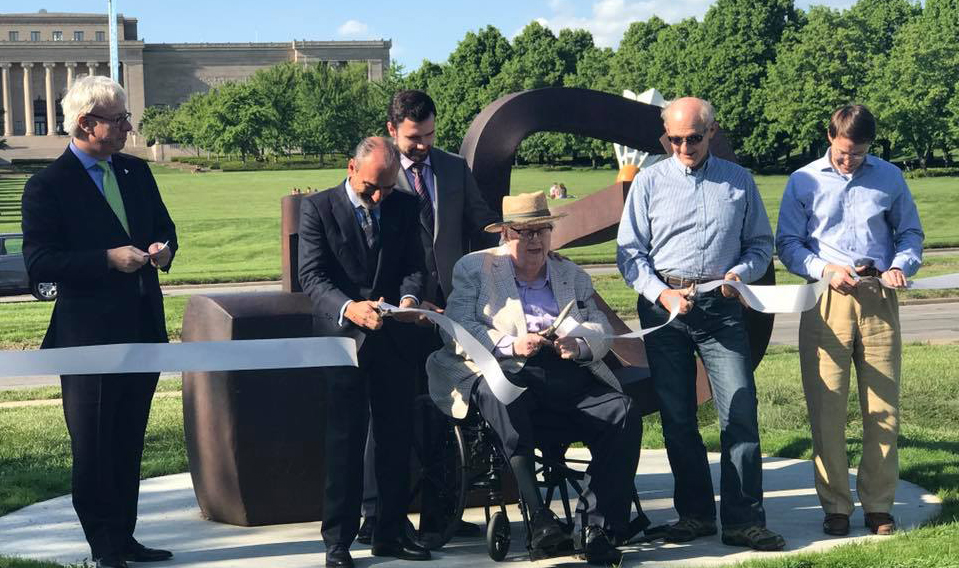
[62,75,127,137]
[661,97,715,127]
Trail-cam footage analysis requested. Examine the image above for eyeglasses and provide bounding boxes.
[667,133,705,147]
[86,112,132,127]
[511,226,553,241]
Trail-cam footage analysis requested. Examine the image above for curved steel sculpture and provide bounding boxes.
[459,87,773,375]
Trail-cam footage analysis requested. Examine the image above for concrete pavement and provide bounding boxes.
[0,449,940,567]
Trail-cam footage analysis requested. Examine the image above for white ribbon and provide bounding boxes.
[0,337,358,378]
[379,303,527,406]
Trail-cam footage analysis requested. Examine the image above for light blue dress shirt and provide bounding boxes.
[69,141,112,195]
[617,154,774,303]
[775,152,924,279]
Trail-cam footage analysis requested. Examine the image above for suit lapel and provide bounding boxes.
[330,183,368,272]
[547,257,578,321]
[490,250,527,337]
[370,194,401,290]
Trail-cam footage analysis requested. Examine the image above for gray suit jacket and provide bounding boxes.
[395,148,499,303]
[426,246,620,419]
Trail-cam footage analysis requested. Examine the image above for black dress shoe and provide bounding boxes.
[95,559,129,568]
[325,546,354,568]
[371,537,431,561]
[357,516,375,545]
[581,526,622,566]
[121,541,173,562]
[530,508,571,551]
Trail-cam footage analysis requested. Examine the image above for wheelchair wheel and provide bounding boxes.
[487,510,510,561]
[407,395,468,550]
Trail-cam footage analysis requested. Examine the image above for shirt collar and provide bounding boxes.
[400,153,432,171]
[819,149,875,175]
[510,259,551,290]
[670,152,710,176]
[69,140,111,170]
[343,179,370,210]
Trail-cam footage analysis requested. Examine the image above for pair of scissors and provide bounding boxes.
[537,300,576,340]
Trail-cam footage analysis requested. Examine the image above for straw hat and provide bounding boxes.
[484,191,567,233]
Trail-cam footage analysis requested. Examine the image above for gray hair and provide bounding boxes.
[661,97,715,127]
[353,136,400,171]
[62,75,127,137]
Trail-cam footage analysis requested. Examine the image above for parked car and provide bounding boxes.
[0,233,57,301]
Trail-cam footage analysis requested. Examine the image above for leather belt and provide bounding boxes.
[656,272,721,289]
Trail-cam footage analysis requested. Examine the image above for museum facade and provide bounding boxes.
[0,11,391,139]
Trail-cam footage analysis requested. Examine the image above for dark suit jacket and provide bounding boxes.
[21,148,178,349]
[394,148,499,303]
[297,182,426,346]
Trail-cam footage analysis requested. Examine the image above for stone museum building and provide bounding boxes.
[0,10,390,141]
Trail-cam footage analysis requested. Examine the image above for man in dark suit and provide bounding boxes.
[20,76,178,568]
[358,90,501,541]
[298,137,432,568]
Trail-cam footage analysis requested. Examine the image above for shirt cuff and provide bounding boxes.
[495,334,516,359]
[400,294,419,306]
[642,280,670,304]
[807,256,829,280]
[338,300,353,327]
[575,338,592,361]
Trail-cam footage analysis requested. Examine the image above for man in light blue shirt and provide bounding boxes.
[617,97,782,551]
[776,104,923,537]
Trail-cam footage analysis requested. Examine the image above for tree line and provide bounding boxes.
[139,0,959,169]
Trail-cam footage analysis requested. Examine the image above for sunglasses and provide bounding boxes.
[86,112,132,127]
[511,226,553,240]
[667,133,705,147]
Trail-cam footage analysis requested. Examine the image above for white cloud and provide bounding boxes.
[337,19,369,38]
[535,0,714,48]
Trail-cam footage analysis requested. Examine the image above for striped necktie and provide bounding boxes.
[359,206,378,249]
[96,160,130,235]
[410,162,434,236]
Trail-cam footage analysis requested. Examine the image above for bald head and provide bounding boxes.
[661,97,716,170]
[348,136,400,209]
[661,97,715,128]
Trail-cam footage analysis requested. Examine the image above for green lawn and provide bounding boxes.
[1,166,956,282]
[1,344,958,567]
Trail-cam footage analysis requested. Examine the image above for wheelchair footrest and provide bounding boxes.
[528,537,577,561]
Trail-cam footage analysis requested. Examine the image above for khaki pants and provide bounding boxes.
[799,281,901,516]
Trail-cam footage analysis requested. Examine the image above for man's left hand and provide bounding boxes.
[721,271,742,298]
[391,297,422,323]
[412,300,443,327]
[881,268,907,288]
[553,336,581,360]
[148,242,172,269]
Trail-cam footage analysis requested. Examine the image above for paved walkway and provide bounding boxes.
[0,449,940,567]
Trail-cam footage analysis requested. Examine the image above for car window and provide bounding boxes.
[1,236,23,255]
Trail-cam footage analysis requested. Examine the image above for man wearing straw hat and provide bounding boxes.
[428,191,644,565]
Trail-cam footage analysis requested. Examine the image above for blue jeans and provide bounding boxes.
[637,291,765,528]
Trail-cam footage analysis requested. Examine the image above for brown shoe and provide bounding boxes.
[865,512,896,535]
[822,514,850,536]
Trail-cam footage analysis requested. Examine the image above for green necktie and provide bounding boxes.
[96,160,129,235]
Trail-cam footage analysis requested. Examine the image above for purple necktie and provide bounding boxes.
[410,162,434,236]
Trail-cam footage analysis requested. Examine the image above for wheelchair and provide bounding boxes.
[406,391,652,561]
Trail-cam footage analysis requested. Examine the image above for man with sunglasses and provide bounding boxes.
[617,97,783,551]
[776,104,923,537]
[21,76,178,568]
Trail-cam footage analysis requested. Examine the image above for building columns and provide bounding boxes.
[86,61,98,77]
[22,62,34,136]
[1,63,12,137]
[65,62,77,89]
[44,63,56,136]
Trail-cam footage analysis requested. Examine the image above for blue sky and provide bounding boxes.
[6,0,855,71]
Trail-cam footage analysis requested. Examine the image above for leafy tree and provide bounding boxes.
[137,105,178,146]
[864,0,959,168]
[847,0,921,59]
[205,81,275,160]
[763,6,871,159]
[609,16,668,94]
[295,63,373,158]
[643,18,702,100]
[693,0,800,161]
[427,25,513,150]
[248,63,302,157]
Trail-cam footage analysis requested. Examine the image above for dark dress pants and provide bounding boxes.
[637,291,765,529]
[60,298,161,560]
[473,351,643,535]
[322,329,416,549]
